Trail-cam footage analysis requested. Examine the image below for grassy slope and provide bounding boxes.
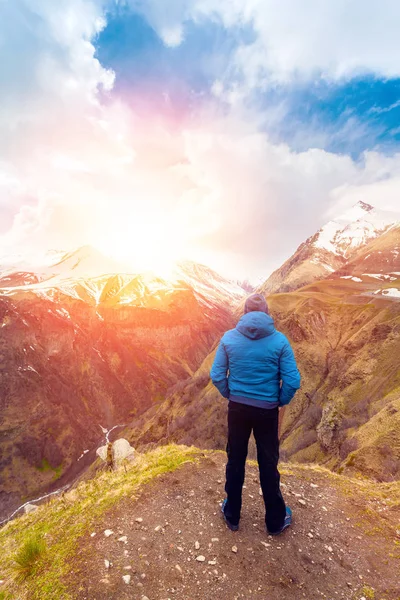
[0,445,202,600]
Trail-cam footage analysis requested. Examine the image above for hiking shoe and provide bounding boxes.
[267,506,292,536]
[221,498,239,532]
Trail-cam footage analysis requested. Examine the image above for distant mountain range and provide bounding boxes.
[0,245,246,308]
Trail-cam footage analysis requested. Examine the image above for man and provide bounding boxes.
[210,293,300,535]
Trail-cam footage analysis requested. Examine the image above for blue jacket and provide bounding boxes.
[210,311,301,408]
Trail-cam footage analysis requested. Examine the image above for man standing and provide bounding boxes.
[210,293,301,535]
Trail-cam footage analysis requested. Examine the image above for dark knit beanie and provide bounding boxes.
[244,293,269,314]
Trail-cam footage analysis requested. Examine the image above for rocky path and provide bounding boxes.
[69,453,400,600]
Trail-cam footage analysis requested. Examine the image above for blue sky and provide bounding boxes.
[96,4,400,158]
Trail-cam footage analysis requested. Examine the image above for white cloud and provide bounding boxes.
[1,0,400,283]
[132,0,400,85]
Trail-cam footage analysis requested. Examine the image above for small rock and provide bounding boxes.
[195,541,200,550]
[259,488,263,496]
[124,566,132,570]
[196,555,206,562]
[104,559,110,569]
[310,483,318,488]
[90,532,96,537]
[154,525,162,532]
[231,545,238,553]
[298,498,306,506]
[322,506,328,511]
[118,536,128,543]
[135,517,143,523]
[325,545,333,553]
[360,597,367,600]
[175,565,182,573]
[142,597,150,600]
[308,533,314,538]
[211,538,219,542]
[208,560,217,565]
[122,575,131,584]
[177,546,184,551]
[260,541,271,548]
[104,530,114,537]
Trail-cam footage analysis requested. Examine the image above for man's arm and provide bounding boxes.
[210,339,230,399]
[279,338,301,406]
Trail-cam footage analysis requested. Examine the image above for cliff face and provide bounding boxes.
[0,271,236,520]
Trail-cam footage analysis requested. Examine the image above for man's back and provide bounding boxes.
[210,311,300,407]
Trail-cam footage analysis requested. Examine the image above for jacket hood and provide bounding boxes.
[236,311,276,340]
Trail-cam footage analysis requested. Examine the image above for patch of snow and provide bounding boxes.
[323,264,335,272]
[382,288,400,297]
[56,308,70,319]
[340,276,362,282]
[364,274,385,280]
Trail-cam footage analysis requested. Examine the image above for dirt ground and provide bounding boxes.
[68,453,400,600]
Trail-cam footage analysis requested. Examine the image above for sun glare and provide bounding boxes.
[93,219,185,280]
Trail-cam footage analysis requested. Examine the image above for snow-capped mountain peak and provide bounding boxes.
[314,201,399,257]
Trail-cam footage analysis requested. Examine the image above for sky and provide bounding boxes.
[1,0,400,282]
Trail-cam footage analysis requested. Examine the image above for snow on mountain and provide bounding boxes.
[0,246,245,311]
[260,201,400,295]
[314,201,399,257]
[174,261,245,308]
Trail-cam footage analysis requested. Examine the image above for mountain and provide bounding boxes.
[0,246,245,308]
[1,445,399,600]
[0,249,245,521]
[260,201,399,294]
[126,209,400,483]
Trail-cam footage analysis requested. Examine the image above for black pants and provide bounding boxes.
[224,401,286,533]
